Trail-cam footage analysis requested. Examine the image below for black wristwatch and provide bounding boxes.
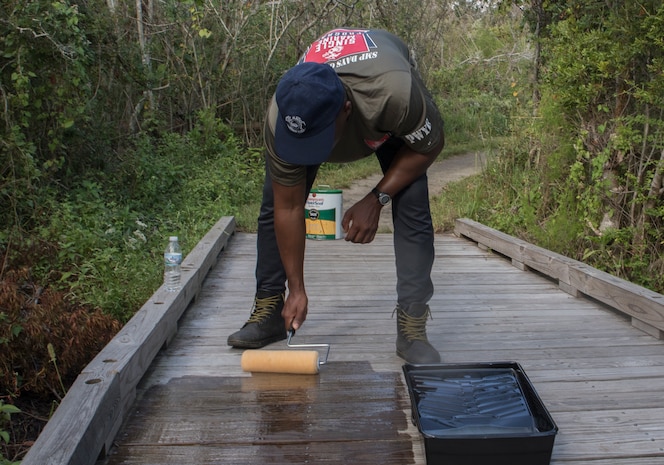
[371,187,392,206]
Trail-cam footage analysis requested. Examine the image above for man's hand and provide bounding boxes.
[341,193,383,243]
[282,290,308,331]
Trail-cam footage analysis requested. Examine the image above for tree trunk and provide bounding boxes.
[131,0,153,132]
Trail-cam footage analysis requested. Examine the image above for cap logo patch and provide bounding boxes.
[285,115,306,134]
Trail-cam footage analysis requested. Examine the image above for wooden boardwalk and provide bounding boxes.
[93,226,664,465]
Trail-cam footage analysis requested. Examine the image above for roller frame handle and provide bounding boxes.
[287,329,330,365]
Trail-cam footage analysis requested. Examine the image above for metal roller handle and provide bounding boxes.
[287,329,330,365]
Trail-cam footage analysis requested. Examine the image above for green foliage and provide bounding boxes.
[442,0,664,292]
[5,0,91,142]
[428,11,530,146]
[0,313,22,346]
[1,401,20,440]
[1,400,21,465]
[431,164,486,232]
[32,184,159,322]
[534,1,664,289]
[25,112,263,321]
[0,0,115,237]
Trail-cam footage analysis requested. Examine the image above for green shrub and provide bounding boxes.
[17,113,265,322]
[1,399,21,465]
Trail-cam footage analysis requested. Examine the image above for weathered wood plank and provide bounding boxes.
[21,217,236,465]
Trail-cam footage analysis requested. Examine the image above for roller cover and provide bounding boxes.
[241,350,320,374]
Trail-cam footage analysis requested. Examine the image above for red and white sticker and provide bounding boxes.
[303,29,377,65]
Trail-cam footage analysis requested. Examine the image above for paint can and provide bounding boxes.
[305,186,343,240]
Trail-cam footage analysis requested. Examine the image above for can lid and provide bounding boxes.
[310,187,342,194]
[169,236,178,241]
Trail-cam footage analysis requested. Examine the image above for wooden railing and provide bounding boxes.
[455,218,664,339]
[21,216,236,465]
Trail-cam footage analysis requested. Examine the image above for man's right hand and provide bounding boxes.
[282,290,308,331]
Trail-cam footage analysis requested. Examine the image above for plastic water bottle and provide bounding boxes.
[164,236,182,291]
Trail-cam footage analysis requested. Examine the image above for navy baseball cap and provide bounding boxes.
[274,62,346,165]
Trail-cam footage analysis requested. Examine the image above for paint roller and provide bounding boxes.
[241,330,330,375]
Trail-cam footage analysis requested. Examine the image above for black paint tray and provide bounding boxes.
[403,362,558,465]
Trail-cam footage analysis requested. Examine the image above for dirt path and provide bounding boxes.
[341,151,487,232]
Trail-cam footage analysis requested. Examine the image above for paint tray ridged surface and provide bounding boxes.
[403,362,558,465]
[412,368,535,436]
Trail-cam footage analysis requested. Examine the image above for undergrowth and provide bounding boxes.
[432,110,664,294]
[0,112,264,461]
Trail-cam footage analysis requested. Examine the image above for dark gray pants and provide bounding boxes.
[255,138,435,307]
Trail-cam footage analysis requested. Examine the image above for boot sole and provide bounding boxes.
[227,332,287,349]
[396,348,441,364]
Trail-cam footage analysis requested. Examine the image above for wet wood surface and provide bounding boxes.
[99,232,664,465]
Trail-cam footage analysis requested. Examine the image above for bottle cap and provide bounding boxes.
[169,236,178,241]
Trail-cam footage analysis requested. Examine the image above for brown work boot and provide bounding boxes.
[227,290,287,349]
[394,303,441,364]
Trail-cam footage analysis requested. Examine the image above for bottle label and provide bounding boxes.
[164,252,182,265]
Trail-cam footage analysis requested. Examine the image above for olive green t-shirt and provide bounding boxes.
[264,28,444,186]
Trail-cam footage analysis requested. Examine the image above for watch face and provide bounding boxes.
[379,193,391,205]
[372,188,391,205]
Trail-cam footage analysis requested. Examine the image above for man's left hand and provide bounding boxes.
[341,194,383,243]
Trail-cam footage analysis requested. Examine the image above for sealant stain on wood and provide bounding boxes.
[103,361,415,465]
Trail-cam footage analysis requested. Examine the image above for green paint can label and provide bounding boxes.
[305,186,343,240]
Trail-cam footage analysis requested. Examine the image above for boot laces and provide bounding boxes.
[246,294,283,324]
[393,306,432,342]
